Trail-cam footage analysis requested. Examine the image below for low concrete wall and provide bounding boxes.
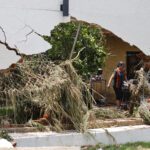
[1,147,80,150]
[10,125,150,147]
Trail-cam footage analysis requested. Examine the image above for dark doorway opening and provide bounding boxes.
[126,51,142,79]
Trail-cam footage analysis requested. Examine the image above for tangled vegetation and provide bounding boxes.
[0,21,107,131]
[0,53,92,131]
[129,68,150,115]
[139,102,150,125]
[91,108,126,120]
[44,21,107,78]
[0,130,13,142]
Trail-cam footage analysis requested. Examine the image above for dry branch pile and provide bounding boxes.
[129,67,150,122]
[139,102,150,124]
[129,68,150,97]
[0,54,92,131]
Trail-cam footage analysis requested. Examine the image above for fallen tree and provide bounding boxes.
[0,21,107,131]
[0,54,92,131]
[129,67,150,123]
[139,102,150,124]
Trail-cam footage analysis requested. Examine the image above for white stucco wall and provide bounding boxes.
[0,0,69,69]
[0,45,20,69]
[0,0,150,69]
[70,0,150,56]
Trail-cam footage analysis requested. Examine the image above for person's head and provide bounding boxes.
[117,61,125,71]
[97,68,103,75]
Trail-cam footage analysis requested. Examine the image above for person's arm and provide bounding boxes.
[107,72,114,88]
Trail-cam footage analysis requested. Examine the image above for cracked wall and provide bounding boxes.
[0,0,69,69]
[70,0,150,56]
[1,0,150,69]
[0,45,20,69]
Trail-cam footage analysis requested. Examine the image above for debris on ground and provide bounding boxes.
[89,107,127,120]
[139,102,150,125]
[0,53,92,132]
[128,67,150,114]
[87,107,143,129]
[129,68,150,97]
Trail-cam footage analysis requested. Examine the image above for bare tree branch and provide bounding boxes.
[69,23,81,60]
[72,47,85,62]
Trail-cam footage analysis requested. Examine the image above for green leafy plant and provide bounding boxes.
[44,21,107,78]
[103,142,150,150]
[0,130,13,141]
[0,107,14,118]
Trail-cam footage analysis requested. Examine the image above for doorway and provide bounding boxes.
[126,51,142,79]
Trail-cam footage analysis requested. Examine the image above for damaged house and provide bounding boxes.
[0,0,150,103]
[103,29,150,102]
[0,0,150,147]
[70,0,150,103]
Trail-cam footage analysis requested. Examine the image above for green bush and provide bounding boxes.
[0,130,13,141]
[44,21,107,78]
[0,107,14,118]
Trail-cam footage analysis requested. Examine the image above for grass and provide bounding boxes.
[81,142,150,150]
[82,142,150,150]
[104,142,150,150]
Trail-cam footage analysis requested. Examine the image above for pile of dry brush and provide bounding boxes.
[0,53,92,132]
[129,67,150,123]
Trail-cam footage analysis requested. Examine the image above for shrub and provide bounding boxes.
[44,21,107,78]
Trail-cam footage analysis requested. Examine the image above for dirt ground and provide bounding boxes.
[88,106,143,129]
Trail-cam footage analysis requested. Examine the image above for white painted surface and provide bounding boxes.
[0,139,13,148]
[0,0,69,54]
[0,45,20,69]
[1,0,150,69]
[70,0,150,56]
[0,0,69,69]
[10,125,150,147]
